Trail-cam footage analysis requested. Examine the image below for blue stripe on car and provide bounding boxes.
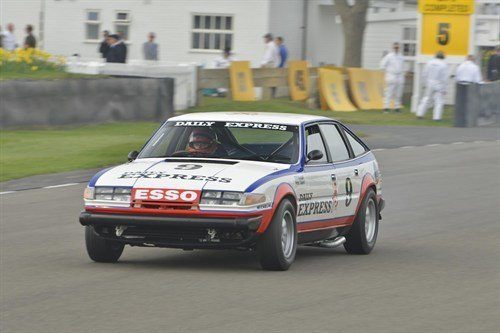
[244,152,375,192]
[88,167,115,187]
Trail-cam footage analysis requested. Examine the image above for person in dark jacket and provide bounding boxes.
[24,25,36,48]
[106,34,127,63]
[99,30,110,58]
[486,47,500,81]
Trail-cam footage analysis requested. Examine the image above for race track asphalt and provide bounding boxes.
[1,140,499,333]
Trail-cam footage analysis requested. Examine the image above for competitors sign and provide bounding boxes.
[419,0,474,56]
[229,61,256,101]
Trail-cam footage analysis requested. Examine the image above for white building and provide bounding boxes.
[1,0,498,69]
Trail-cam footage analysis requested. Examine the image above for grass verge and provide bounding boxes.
[1,97,453,182]
[0,122,159,182]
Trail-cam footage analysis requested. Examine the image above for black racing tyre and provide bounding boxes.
[85,226,124,263]
[344,188,379,254]
[257,199,297,271]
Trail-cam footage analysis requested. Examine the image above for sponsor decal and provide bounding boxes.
[119,171,231,183]
[294,175,305,185]
[132,188,200,203]
[298,200,333,216]
[299,193,313,202]
[173,121,289,131]
[332,179,339,208]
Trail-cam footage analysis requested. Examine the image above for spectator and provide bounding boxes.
[261,33,280,68]
[416,51,449,121]
[99,30,110,59]
[24,25,36,49]
[486,46,499,81]
[2,23,17,51]
[275,36,288,68]
[143,32,159,61]
[106,34,127,63]
[455,55,482,83]
[380,42,405,113]
[214,47,234,69]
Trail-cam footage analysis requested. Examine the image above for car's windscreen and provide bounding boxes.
[138,121,300,164]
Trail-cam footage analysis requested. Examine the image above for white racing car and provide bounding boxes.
[80,112,384,270]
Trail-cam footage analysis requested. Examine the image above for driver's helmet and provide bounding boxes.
[187,128,217,155]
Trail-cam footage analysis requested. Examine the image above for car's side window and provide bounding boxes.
[306,125,328,164]
[319,124,350,162]
[344,130,367,157]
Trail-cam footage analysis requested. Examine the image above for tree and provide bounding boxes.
[334,0,369,68]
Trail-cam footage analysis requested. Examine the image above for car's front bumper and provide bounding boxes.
[79,211,263,249]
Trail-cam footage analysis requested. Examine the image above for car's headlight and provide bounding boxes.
[90,187,131,202]
[200,191,266,207]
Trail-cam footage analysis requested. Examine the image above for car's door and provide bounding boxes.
[296,124,334,224]
[317,123,355,219]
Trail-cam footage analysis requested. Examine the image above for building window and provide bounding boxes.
[402,26,416,57]
[85,10,100,41]
[115,11,131,40]
[191,14,233,51]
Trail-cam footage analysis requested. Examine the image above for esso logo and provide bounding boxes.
[132,188,200,202]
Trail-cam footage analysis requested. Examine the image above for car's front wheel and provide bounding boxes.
[344,188,379,254]
[258,199,297,271]
[85,226,124,263]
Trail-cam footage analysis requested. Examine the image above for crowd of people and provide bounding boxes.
[0,23,37,50]
[380,42,500,121]
[98,30,160,63]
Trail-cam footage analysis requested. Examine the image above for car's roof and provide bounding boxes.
[168,112,332,126]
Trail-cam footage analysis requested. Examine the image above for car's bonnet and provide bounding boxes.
[93,158,290,192]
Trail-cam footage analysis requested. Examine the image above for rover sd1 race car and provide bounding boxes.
[79,112,385,270]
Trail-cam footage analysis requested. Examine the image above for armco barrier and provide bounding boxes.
[0,78,174,129]
[454,81,500,127]
[318,68,357,112]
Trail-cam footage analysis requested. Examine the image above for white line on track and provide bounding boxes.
[452,141,465,145]
[0,191,15,195]
[43,183,79,189]
[425,143,441,147]
[372,148,386,152]
[400,146,416,149]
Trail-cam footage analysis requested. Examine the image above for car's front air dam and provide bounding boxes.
[79,211,262,230]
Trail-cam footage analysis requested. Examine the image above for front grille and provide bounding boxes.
[132,200,196,211]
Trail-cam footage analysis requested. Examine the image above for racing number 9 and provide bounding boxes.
[437,23,450,46]
[345,178,353,207]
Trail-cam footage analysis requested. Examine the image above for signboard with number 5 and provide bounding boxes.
[421,14,471,55]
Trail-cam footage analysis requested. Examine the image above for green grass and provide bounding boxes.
[0,69,105,80]
[0,122,159,182]
[0,97,453,182]
[188,97,453,127]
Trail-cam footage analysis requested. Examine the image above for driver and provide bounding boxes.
[186,128,227,157]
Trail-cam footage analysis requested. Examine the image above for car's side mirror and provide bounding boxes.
[127,150,139,162]
[306,150,323,162]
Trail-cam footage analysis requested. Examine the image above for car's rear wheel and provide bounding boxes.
[344,188,379,254]
[258,199,297,271]
[85,226,124,263]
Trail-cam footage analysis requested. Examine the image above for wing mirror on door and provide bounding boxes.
[127,150,139,162]
[306,150,323,162]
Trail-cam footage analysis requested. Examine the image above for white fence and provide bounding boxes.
[66,58,197,110]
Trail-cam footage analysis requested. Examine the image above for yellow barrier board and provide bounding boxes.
[370,70,386,110]
[318,68,356,112]
[288,60,310,101]
[229,61,256,101]
[347,68,376,110]
[421,13,471,55]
